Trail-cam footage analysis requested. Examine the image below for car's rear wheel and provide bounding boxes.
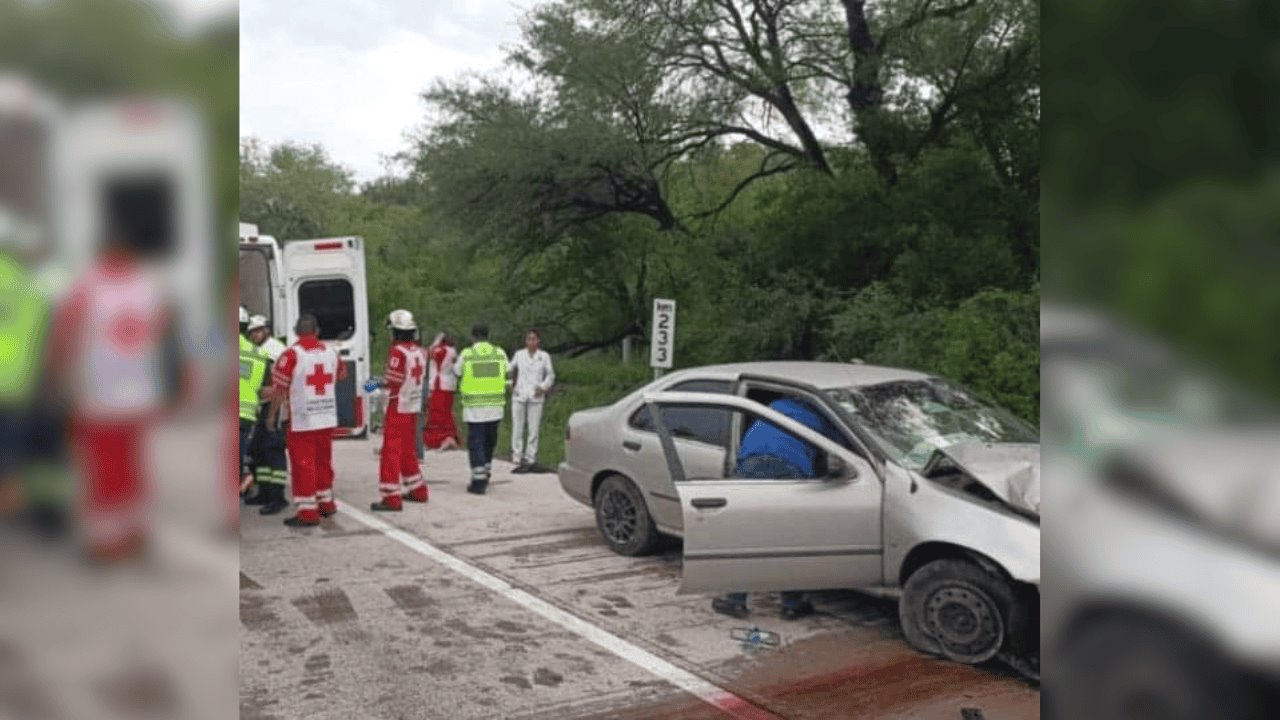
[899,558,1014,664]
[594,475,659,556]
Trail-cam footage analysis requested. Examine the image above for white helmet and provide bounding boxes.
[239,306,249,324]
[247,314,269,332]
[387,309,417,331]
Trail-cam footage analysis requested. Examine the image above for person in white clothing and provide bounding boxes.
[508,328,555,473]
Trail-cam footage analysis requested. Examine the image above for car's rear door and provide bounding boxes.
[619,379,733,532]
[651,393,884,593]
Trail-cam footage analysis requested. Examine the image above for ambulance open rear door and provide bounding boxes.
[282,236,370,437]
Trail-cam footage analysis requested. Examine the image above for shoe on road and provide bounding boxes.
[283,515,320,528]
[711,597,750,619]
[370,499,403,512]
[780,600,815,621]
[466,482,487,495]
[259,499,289,516]
[512,464,530,474]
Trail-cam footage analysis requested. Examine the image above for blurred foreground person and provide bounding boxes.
[369,310,428,511]
[424,332,460,450]
[0,221,49,521]
[50,229,182,561]
[268,313,345,527]
[245,314,288,515]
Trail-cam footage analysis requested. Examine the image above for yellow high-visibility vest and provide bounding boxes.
[459,341,507,409]
[239,335,268,421]
[0,253,47,404]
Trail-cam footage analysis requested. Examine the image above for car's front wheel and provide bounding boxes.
[593,475,659,556]
[899,558,1015,665]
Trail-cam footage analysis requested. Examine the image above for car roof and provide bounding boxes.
[666,361,930,389]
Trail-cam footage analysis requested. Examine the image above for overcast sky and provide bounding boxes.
[240,0,528,182]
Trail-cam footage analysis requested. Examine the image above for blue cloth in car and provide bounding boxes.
[735,398,841,478]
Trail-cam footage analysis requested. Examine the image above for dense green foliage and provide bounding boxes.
[242,0,1041,456]
[1044,0,1280,402]
[1,0,239,274]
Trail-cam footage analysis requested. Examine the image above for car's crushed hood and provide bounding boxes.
[924,442,1041,516]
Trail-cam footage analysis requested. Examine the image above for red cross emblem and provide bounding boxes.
[305,364,334,395]
[410,357,424,384]
[110,312,151,351]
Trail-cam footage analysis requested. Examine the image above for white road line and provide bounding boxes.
[337,500,778,720]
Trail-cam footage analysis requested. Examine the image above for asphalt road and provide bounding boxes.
[240,436,1039,720]
[1,413,239,720]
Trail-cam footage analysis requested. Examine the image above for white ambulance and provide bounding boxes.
[239,228,371,437]
[3,76,217,404]
[237,227,288,338]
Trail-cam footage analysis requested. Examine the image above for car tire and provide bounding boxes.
[899,558,1015,665]
[1054,614,1250,720]
[594,475,659,557]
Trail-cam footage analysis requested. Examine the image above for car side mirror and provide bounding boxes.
[827,456,858,481]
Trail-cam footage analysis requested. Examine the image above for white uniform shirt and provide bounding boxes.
[509,348,555,403]
[259,336,286,362]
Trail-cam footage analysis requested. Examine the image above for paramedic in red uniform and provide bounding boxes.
[370,309,429,511]
[424,332,460,450]
[50,230,182,560]
[268,313,345,527]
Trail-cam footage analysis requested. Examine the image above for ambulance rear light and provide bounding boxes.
[119,101,165,127]
[313,241,343,251]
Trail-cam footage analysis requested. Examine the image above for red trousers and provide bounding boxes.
[424,390,459,449]
[380,410,423,500]
[288,428,334,520]
[74,420,146,548]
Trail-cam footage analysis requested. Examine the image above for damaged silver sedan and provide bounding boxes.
[558,362,1040,670]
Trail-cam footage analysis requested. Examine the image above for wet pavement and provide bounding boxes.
[240,437,1039,719]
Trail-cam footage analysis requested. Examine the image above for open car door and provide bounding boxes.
[647,392,884,594]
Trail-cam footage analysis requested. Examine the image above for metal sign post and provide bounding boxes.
[649,298,676,379]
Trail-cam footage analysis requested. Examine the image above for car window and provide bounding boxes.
[629,379,732,447]
[731,409,830,479]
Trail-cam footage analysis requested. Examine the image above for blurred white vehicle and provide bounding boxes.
[1041,306,1280,719]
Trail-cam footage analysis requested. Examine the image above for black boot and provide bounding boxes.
[712,596,750,619]
[244,482,268,506]
[780,600,815,621]
[259,485,288,516]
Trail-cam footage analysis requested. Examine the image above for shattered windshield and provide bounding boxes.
[832,379,1038,470]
